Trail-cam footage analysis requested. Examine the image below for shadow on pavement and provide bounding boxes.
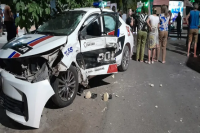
[166,48,186,56]
[45,74,111,109]
[166,41,187,56]
[88,74,111,88]
[186,56,200,73]
[132,52,148,61]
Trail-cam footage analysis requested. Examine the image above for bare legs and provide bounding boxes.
[187,41,191,57]
[156,47,160,61]
[147,49,156,64]
[187,42,197,57]
[194,43,197,57]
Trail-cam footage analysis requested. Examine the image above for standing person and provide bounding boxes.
[132,10,137,32]
[13,13,18,37]
[146,8,159,64]
[176,12,182,40]
[4,5,16,41]
[198,17,200,53]
[118,10,122,18]
[136,6,148,62]
[126,9,134,31]
[168,10,172,39]
[0,9,3,37]
[186,3,200,57]
[112,6,116,12]
[158,5,170,64]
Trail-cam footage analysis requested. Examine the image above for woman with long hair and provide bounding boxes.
[146,8,159,64]
[157,5,170,64]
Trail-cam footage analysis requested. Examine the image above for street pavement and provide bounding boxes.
[0,36,200,133]
[0,30,25,47]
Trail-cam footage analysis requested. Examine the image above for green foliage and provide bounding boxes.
[2,0,93,31]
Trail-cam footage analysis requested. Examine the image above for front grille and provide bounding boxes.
[4,94,24,116]
[1,93,29,121]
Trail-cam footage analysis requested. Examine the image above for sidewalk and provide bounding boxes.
[0,29,24,48]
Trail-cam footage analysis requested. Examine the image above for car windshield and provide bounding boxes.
[36,11,86,36]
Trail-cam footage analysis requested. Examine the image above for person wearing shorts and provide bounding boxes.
[186,3,200,57]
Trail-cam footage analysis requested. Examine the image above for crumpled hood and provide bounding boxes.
[0,34,67,59]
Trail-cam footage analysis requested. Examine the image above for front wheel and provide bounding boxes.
[118,45,130,71]
[51,66,78,108]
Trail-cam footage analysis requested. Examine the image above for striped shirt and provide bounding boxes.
[137,13,148,31]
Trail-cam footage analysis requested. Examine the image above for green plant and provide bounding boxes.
[2,0,93,32]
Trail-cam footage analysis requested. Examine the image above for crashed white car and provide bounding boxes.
[0,8,134,128]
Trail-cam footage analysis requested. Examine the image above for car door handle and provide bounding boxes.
[120,33,125,35]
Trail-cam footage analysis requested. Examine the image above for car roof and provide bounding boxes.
[67,7,113,13]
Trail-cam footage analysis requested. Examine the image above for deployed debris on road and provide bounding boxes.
[101,107,107,112]
[150,84,154,87]
[112,75,115,78]
[85,91,92,99]
[115,95,119,97]
[91,93,97,99]
[102,92,112,101]
[85,91,97,99]
[77,87,84,96]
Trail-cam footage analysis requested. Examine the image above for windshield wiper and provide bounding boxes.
[36,31,56,35]
[36,31,66,36]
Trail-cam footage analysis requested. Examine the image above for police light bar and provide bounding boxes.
[93,1,107,8]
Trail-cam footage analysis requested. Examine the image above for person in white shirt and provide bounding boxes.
[146,8,160,64]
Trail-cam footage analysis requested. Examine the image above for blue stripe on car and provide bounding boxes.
[27,35,47,44]
[8,51,16,58]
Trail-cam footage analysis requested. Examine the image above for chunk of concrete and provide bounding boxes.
[85,91,92,99]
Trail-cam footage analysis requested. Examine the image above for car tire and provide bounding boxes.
[118,45,130,71]
[51,66,78,108]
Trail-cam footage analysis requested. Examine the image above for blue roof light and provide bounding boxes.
[93,1,107,8]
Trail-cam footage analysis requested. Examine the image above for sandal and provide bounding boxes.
[145,61,151,64]
[162,61,166,64]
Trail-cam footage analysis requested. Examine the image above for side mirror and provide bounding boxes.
[83,21,88,27]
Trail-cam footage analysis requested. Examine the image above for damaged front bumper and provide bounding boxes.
[0,70,55,128]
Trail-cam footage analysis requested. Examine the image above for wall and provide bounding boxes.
[153,0,169,6]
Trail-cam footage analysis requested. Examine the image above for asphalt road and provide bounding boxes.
[0,38,200,133]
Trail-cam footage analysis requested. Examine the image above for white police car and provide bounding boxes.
[0,4,134,128]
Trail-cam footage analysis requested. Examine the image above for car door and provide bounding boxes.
[79,13,119,76]
[102,12,125,65]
